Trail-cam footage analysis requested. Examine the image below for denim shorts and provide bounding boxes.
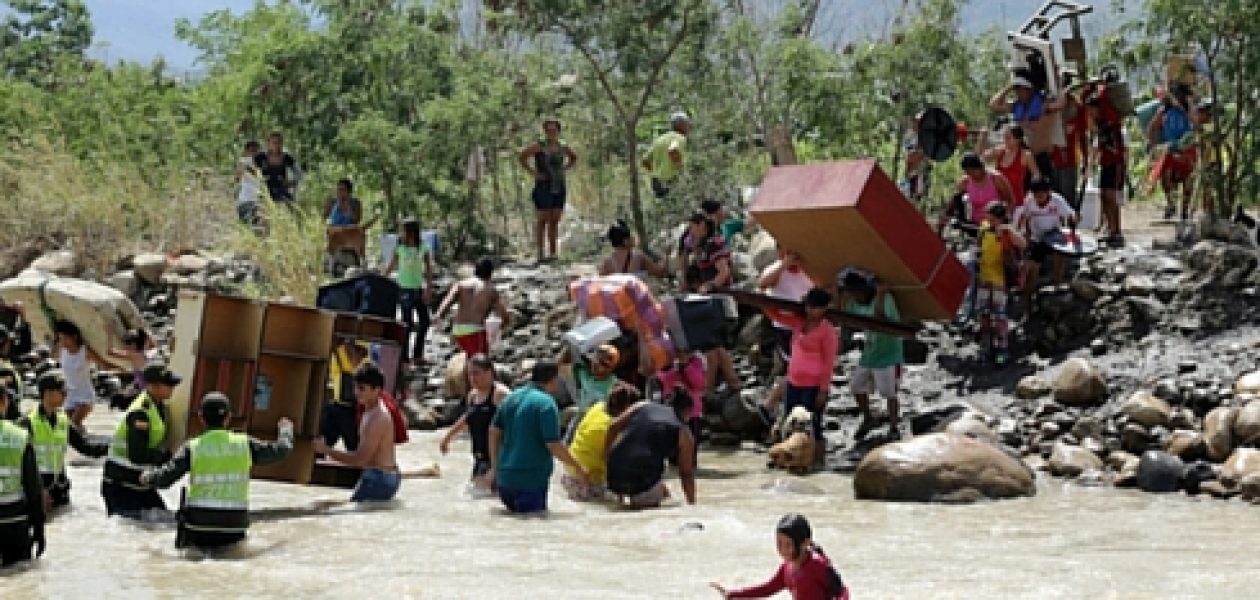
[351,468,401,502]
[499,486,548,514]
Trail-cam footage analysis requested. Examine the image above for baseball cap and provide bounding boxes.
[200,391,230,421]
[37,370,66,393]
[143,362,183,386]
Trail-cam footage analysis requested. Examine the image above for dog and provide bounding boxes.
[1234,205,1259,249]
[768,405,817,474]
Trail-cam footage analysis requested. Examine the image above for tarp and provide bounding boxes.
[749,160,969,321]
[568,275,674,373]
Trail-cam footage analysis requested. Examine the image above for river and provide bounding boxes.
[4,407,1259,599]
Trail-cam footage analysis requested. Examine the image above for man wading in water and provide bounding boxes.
[314,364,400,502]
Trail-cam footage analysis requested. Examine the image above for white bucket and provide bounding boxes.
[485,314,502,351]
[380,233,399,268]
[1080,184,1101,230]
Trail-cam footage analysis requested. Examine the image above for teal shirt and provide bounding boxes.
[492,384,562,491]
[575,365,615,413]
[846,294,904,368]
[719,218,745,241]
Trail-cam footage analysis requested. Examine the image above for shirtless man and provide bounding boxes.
[435,257,511,356]
[313,364,400,502]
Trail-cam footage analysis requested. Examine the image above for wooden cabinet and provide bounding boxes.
[169,292,343,485]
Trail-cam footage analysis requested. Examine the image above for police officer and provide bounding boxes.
[0,324,23,421]
[102,361,182,518]
[140,392,293,549]
[0,384,45,566]
[18,371,109,509]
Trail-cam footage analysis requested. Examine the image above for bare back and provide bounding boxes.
[453,277,499,327]
[358,401,397,470]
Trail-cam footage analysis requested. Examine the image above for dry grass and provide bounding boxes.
[0,138,233,277]
[218,202,326,303]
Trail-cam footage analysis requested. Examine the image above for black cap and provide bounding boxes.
[143,362,183,386]
[200,391,230,421]
[37,370,66,393]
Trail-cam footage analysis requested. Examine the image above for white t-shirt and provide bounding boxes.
[237,157,261,206]
[59,346,95,407]
[765,263,814,329]
[1022,192,1076,242]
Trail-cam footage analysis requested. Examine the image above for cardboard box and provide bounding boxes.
[749,160,968,321]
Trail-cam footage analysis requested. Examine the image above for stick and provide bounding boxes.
[716,289,921,339]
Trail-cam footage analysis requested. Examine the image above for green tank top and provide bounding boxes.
[396,244,427,290]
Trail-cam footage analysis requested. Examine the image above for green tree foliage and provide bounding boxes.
[0,0,93,84]
[501,0,714,245]
[1115,0,1260,213]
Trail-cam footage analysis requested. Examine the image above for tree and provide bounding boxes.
[1118,0,1260,216]
[503,0,713,245]
[0,0,93,84]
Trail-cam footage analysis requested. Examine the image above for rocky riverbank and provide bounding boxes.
[3,206,1259,506]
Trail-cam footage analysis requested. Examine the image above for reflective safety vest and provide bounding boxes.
[188,429,252,511]
[31,409,69,476]
[0,420,30,524]
[108,393,167,468]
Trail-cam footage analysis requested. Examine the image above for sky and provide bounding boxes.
[70,0,1114,74]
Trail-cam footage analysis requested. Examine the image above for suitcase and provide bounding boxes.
[662,295,738,352]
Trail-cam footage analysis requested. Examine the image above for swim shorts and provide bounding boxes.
[351,468,401,502]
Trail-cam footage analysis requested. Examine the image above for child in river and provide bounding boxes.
[710,513,849,600]
[51,319,107,428]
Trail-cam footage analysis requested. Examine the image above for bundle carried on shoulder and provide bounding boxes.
[0,270,144,370]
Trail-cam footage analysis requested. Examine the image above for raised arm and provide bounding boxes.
[434,283,460,320]
[989,84,1014,113]
[677,427,696,504]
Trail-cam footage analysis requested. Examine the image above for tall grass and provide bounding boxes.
[218,202,326,303]
[0,138,232,278]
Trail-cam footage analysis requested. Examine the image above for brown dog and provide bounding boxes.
[768,406,816,474]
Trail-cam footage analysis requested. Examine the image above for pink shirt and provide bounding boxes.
[963,171,1001,223]
[770,310,839,389]
[655,353,706,419]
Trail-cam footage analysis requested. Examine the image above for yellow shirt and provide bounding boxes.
[977,224,1008,287]
[568,402,612,482]
[646,131,686,182]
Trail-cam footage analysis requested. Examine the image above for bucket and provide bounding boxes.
[1080,184,1101,230]
[421,230,439,257]
[380,233,399,267]
[485,313,502,351]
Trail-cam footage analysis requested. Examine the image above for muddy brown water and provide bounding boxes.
[5,408,1260,599]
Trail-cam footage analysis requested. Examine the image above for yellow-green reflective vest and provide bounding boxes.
[188,429,251,511]
[31,410,69,476]
[109,393,166,468]
[0,420,30,523]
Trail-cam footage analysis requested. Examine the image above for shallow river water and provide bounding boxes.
[5,408,1260,599]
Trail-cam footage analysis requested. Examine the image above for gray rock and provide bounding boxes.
[1016,376,1052,400]
[1232,401,1260,446]
[853,433,1036,502]
[1203,407,1237,463]
[1120,391,1172,428]
[1136,450,1184,493]
[1048,442,1103,477]
[1164,429,1205,461]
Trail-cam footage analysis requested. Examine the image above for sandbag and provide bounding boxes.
[0,272,143,370]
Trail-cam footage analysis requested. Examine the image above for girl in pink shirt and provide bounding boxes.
[712,513,850,600]
[767,288,838,445]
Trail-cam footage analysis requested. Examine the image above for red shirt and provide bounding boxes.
[727,551,847,600]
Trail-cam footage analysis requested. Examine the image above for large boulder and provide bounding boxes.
[1120,391,1171,428]
[1231,401,1260,446]
[1221,448,1260,486]
[444,352,468,399]
[1052,358,1108,405]
[1236,371,1260,395]
[29,250,82,277]
[132,253,168,285]
[943,412,997,445]
[1136,450,1184,493]
[1203,407,1237,462]
[853,433,1035,502]
[721,392,768,437]
[1048,443,1104,477]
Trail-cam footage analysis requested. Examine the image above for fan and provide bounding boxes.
[917,106,958,162]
